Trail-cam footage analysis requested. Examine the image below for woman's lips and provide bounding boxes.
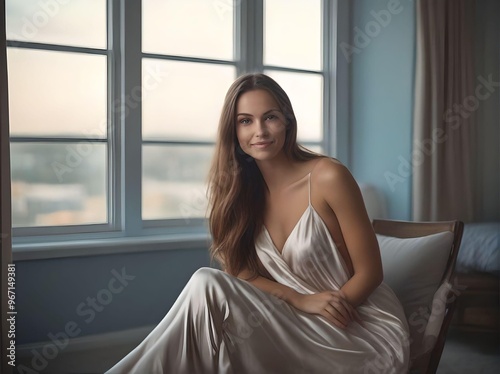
[251,141,273,149]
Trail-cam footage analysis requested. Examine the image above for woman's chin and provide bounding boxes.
[250,150,285,163]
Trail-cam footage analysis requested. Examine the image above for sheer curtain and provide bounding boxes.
[1,2,14,373]
[412,0,477,222]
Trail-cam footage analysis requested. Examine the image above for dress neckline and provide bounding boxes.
[262,172,312,255]
[263,204,351,276]
[263,204,312,256]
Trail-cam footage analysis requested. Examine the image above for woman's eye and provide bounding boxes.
[265,115,276,121]
[239,118,250,125]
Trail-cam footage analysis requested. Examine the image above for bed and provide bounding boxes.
[358,184,499,333]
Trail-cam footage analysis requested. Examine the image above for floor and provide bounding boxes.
[437,328,500,373]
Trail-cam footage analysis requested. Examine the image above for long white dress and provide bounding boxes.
[106,174,410,374]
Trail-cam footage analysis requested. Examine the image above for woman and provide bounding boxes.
[106,74,410,373]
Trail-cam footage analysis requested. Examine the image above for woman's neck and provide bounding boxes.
[255,153,304,194]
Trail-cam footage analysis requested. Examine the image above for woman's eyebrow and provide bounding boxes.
[236,109,280,117]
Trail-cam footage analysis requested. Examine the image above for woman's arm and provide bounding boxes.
[237,268,358,329]
[316,159,383,307]
[236,267,299,305]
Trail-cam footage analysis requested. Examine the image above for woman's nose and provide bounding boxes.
[255,120,269,136]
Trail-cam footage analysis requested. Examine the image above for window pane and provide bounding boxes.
[143,0,234,60]
[6,0,106,49]
[142,59,235,141]
[7,48,107,138]
[264,0,322,70]
[11,142,107,227]
[143,145,213,220]
[305,145,323,155]
[265,70,323,142]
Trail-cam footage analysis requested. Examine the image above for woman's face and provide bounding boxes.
[235,89,287,162]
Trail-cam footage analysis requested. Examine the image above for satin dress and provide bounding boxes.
[106,174,410,374]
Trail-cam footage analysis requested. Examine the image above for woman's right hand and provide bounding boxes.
[291,291,361,329]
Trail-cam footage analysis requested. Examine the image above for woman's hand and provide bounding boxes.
[291,290,362,329]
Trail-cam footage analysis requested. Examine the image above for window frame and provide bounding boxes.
[10,0,349,258]
[8,0,116,239]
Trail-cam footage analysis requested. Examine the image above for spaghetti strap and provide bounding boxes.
[308,172,312,206]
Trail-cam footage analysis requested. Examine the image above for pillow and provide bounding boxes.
[377,231,455,359]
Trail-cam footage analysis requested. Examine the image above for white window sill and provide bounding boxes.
[12,232,212,261]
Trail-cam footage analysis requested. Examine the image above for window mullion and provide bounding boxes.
[109,0,122,232]
[253,0,264,72]
[234,0,245,74]
[322,0,332,156]
[121,0,143,236]
[238,0,263,74]
[331,0,351,164]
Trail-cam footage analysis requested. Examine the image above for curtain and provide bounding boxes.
[1,1,14,373]
[412,0,477,222]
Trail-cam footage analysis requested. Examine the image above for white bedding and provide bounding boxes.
[456,222,500,275]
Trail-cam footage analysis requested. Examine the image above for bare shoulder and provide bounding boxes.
[312,157,355,188]
[310,157,363,210]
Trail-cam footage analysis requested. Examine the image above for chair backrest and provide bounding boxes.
[373,219,464,374]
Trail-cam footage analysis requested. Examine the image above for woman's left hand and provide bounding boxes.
[291,290,362,329]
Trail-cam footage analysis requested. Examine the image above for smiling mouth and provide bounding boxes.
[251,141,273,148]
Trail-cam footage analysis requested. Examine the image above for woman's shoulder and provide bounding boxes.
[309,157,359,201]
[311,157,352,184]
[309,158,363,213]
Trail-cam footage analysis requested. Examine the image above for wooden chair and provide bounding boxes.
[372,219,464,374]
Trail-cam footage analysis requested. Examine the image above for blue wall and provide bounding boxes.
[15,248,211,344]
[348,0,416,220]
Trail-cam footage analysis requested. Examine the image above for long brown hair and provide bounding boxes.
[207,73,320,278]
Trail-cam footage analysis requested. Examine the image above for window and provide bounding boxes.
[142,0,236,220]
[264,0,324,143]
[7,0,337,248]
[7,0,109,232]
